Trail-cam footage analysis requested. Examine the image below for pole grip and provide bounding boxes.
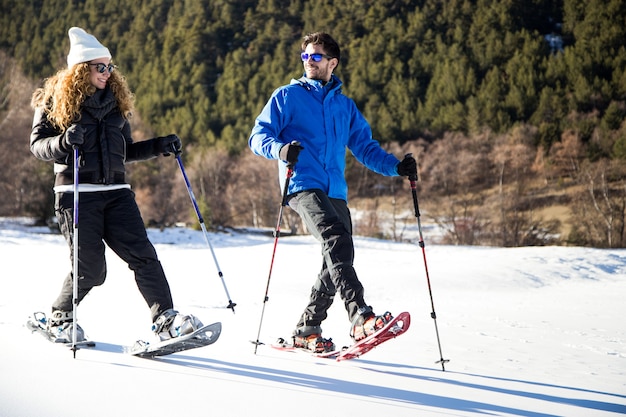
[404,152,418,182]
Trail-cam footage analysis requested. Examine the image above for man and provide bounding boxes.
[249,32,416,353]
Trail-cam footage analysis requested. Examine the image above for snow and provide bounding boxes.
[0,217,624,417]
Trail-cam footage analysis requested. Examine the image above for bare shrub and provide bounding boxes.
[547,130,584,181]
[569,159,626,247]
[129,157,189,228]
[228,151,284,229]
[489,129,540,246]
[420,131,493,196]
[0,51,48,221]
[433,193,490,245]
[181,147,234,229]
[419,132,493,244]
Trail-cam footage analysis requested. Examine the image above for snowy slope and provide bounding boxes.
[0,217,624,417]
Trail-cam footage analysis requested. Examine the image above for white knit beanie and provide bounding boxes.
[66,27,111,67]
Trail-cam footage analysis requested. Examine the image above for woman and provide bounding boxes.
[30,27,201,343]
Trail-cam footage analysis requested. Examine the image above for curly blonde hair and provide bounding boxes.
[31,62,135,131]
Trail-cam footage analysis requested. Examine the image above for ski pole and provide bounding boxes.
[71,146,80,358]
[406,153,449,371]
[174,150,236,313]
[252,143,299,354]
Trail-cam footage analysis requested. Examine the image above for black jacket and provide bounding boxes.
[30,86,159,187]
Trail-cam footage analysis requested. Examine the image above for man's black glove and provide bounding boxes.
[396,154,417,178]
[63,124,85,150]
[279,141,303,165]
[155,134,182,156]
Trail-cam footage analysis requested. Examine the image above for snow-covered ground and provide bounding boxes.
[0,217,624,416]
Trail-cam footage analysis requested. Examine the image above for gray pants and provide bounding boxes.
[53,188,174,322]
[288,189,368,336]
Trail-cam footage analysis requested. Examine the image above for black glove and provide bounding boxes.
[155,134,182,156]
[279,141,303,165]
[64,124,85,150]
[396,154,417,178]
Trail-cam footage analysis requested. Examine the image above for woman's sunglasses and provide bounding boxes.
[301,53,334,62]
[88,63,116,74]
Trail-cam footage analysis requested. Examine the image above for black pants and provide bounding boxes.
[53,188,173,322]
[288,189,368,336]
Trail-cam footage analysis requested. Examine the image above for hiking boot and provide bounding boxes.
[350,309,393,341]
[152,309,204,341]
[47,310,86,343]
[293,334,336,353]
[49,310,73,327]
[53,321,86,343]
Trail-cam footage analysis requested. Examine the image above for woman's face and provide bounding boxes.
[87,59,113,89]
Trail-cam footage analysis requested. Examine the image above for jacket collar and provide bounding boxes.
[82,86,117,120]
[292,75,342,94]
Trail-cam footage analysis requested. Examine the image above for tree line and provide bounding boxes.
[0,0,624,247]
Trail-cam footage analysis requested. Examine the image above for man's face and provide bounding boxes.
[302,43,337,82]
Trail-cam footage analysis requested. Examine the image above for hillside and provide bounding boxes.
[1,1,624,247]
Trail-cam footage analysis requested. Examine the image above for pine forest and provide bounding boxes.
[0,0,625,247]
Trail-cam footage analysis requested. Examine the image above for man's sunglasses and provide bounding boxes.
[88,63,116,74]
[301,53,334,62]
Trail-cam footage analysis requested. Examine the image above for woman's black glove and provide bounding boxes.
[155,134,182,156]
[63,124,85,151]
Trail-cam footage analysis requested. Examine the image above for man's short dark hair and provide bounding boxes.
[302,32,340,63]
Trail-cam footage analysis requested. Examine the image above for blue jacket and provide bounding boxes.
[249,75,400,201]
